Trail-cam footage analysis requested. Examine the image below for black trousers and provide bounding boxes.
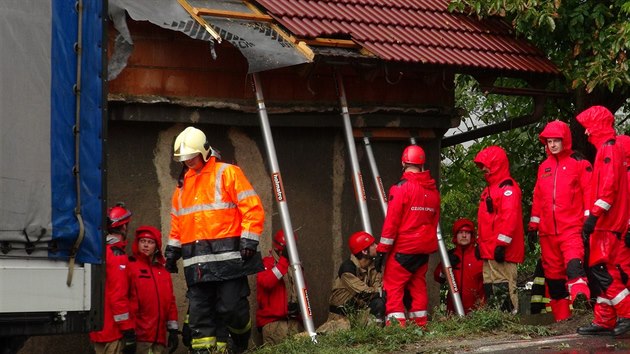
[187,277,251,343]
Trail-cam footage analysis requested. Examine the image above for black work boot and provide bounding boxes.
[577,323,613,336]
[614,318,630,336]
[229,329,250,354]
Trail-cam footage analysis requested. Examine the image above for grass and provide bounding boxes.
[249,307,556,354]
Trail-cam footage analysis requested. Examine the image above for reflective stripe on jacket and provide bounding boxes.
[168,157,265,284]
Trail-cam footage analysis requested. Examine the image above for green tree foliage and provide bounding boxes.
[448,0,630,95]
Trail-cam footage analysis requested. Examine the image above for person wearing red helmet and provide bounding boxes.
[90,203,136,354]
[128,226,179,354]
[327,231,383,324]
[375,145,440,327]
[474,146,524,314]
[433,218,485,314]
[576,106,630,336]
[256,230,303,345]
[528,120,592,322]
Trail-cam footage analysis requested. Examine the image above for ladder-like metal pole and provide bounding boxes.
[334,71,372,234]
[252,73,317,342]
[362,136,388,216]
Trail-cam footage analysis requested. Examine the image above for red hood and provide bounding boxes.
[133,225,165,264]
[539,120,572,157]
[576,106,617,147]
[451,218,476,245]
[474,145,511,185]
[401,170,437,189]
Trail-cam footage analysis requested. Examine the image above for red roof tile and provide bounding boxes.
[253,0,558,74]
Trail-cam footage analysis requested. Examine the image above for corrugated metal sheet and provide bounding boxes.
[254,0,558,73]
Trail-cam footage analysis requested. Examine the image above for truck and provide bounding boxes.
[0,1,106,352]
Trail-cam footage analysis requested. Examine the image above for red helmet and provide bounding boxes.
[107,204,132,229]
[273,229,297,253]
[401,145,425,165]
[348,231,375,255]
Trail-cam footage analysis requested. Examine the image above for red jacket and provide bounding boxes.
[128,227,178,345]
[377,170,440,254]
[474,146,524,263]
[529,121,592,236]
[577,106,629,234]
[433,219,485,314]
[256,254,291,328]
[90,236,134,343]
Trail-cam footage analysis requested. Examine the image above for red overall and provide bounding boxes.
[377,170,440,327]
[577,106,630,329]
[529,120,592,321]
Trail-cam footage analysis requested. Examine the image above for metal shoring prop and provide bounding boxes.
[362,135,388,216]
[334,71,372,234]
[251,73,317,343]
[408,138,465,316]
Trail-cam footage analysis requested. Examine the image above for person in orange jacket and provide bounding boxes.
[576,106,630,336]
[128,226,179,354]
[528,120,592,322]
[165,127,265,354]
[89,204,136,354]
[256,230,303,345]
[474,146,524,313]
[433,218,485,314]
[375,145,440,327]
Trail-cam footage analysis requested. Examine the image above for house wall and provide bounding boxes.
[19,19,456,353]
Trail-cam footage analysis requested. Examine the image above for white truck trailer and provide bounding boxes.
[0,0,106,351]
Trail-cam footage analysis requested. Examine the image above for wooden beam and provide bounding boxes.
[303,38,359,48]
[177,0,222,42]
[194,8,274,22]
[353,128,435,141]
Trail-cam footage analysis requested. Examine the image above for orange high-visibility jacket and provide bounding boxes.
[168,157,265,284]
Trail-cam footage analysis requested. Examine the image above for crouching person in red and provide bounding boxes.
[256,230,303,345]
[434,218,485,314]
[128,226,179,354]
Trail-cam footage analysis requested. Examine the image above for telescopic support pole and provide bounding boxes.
[334,71,372,234]
[252,73,317,342]
[362,136,388,216]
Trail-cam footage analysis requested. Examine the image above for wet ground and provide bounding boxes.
[464,333,630,353]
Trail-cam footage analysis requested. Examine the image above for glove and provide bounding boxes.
[241,248,255,261]
[582,215,598,237]
[121,329,136,354]
[165,258,178,274]
[182,321,192,348]
[240,238,258,261]
[374,252,386,273]
[447,251,460,268]
[168,329,179,354]
[527,230,538,251]
[625,232,630,248]
[582,215,598,247]
[494,246,505,263]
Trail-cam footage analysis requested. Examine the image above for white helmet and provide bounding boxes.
[173,127,211,162]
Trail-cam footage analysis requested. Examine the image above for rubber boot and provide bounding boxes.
[549,298,571,322]
[614,318,630,336]
[493,282,513,313]
[229,328,250,354]
[577,323,613,336]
